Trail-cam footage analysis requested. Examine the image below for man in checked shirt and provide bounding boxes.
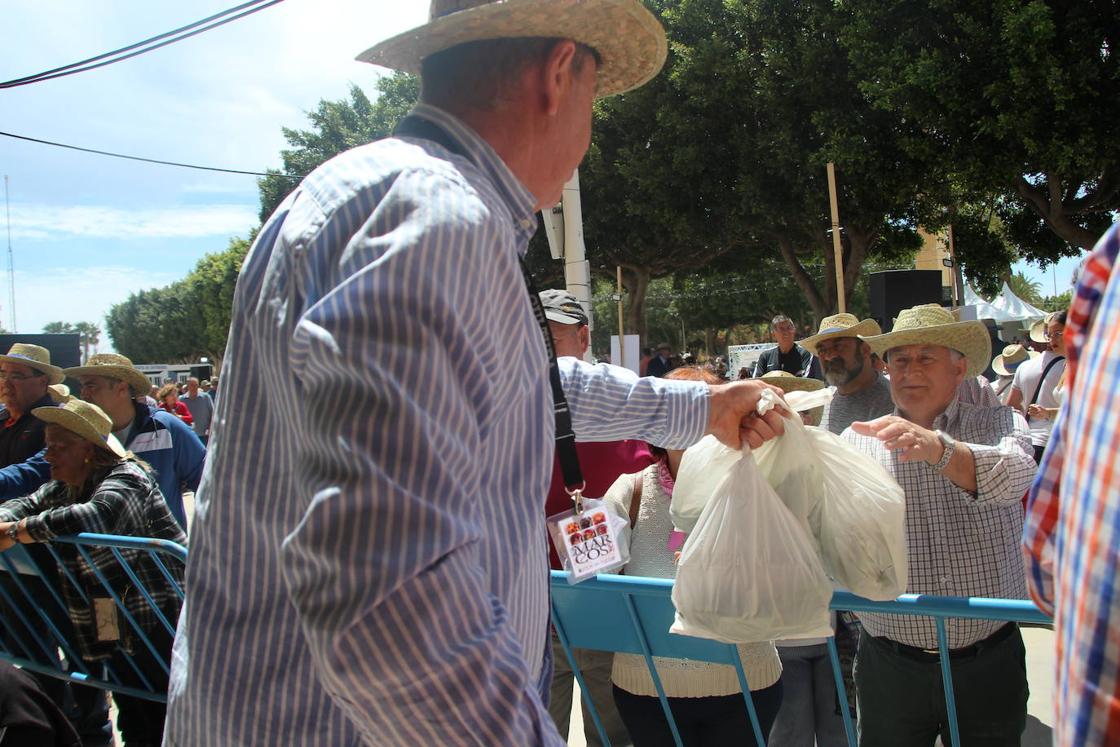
[844,304,1036,746]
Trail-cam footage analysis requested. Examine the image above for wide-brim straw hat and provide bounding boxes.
[1029,318,1049,344]
[862,304,992,379]
[799,313,882,354]
[32,399,126,458]
[64,353,151,394]
[761,370,825,393]
[0,343,65,385]
[356,0,668,97]
[991,344,1039,377]
[48,384,71,404]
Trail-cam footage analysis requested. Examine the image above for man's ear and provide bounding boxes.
[578,324,591,355]
[539,39,578,117]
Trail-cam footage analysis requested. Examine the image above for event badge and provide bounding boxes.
[548,494,629,584]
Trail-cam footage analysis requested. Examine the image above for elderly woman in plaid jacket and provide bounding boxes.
[0,398,185,747]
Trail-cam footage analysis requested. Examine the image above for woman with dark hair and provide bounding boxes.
[604,366,784,746]
[0,399,186,746]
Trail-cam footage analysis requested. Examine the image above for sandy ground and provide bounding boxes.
[564,627,1057,746]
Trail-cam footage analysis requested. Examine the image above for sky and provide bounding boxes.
[0,1,1088,352]
[1,0,427,345]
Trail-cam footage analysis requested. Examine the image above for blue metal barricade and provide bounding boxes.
[0,532,188,703]
[551,571,1051,747]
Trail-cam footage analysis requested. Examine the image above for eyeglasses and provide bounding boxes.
[0,371,45,382]
[1045,329,1064,340]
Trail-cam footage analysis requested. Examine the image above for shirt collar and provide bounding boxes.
[405,103,539,248]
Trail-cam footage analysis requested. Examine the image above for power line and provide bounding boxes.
[0,129,302,179]
[1,0,286,89]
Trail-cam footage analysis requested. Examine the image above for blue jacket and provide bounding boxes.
[0,448,51,500]
[125,402,205,529]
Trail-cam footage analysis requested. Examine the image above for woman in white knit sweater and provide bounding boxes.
[603,367,783,746]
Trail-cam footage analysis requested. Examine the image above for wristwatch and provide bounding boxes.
[933,430,956,471]
[6,520,19,544]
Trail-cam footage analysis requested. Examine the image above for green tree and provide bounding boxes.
[257,74,419,222]
[1008,272,1045,307]
[839,0,1119,252]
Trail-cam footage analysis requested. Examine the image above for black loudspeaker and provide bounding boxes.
[190,364,213,381]
[868,270,945,332]
[0,334,81,369]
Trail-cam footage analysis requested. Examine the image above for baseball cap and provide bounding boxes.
[539,289,589,326]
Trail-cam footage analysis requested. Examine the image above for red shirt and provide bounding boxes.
[159,400,194,426]
[546,439,655,569]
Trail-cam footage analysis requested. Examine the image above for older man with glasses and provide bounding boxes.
[0,344,61,497]
[752,314,824,380]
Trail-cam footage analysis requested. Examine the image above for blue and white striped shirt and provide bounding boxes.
[165,104,710,746]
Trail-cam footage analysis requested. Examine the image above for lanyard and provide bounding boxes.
[393,114,586,497]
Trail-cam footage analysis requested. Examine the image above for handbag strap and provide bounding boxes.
[1028,356,1065,407]
[393,114,585,494]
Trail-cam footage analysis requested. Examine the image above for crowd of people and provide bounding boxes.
[0,1,1116,746]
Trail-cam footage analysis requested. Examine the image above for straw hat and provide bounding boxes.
[1029,318,1050,344]
[862,304,992,379]
[799,313,882,354]
[0,343,65,385]
[32,399,126,458]
[991,344,1038,377]
[356,0,668,97]
[48,384,71,404]
[762,371,825,426]
[64,353,151,394]
[761,370,824,393]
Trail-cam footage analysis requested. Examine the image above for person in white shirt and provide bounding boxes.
[1007,311,1067,462]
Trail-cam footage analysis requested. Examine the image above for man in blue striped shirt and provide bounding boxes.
[165,2,784,745]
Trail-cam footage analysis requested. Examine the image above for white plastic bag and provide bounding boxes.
[809,427,908,600]
[670,448,834,643]
[670,435,741,533]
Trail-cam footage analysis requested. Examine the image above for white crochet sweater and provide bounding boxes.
[603,466,783,698]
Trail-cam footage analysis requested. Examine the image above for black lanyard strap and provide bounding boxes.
[393,114,585,494]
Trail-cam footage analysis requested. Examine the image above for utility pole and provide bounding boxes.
[826,163,846,313]
[3,176,14,332]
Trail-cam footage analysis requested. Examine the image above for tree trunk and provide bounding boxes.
[1016,175,1102,251]
[622,265,652,344]
[777,238,829,322]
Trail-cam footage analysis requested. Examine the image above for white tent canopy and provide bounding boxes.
[990,282,1048,322]
[958,285,1019,322]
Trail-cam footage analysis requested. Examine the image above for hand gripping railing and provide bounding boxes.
[550,571,1051,747]
[0,532,188,703]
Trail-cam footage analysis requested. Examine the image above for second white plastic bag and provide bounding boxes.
[670,448,834,644]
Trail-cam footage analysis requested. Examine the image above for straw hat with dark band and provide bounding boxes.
[861,304,992,379]
[356,0,668,97]
[799,313,882,355]
[64,353,151,394]
[33,399,126,458]
[991,344,1038,377]
[0,344,65,385]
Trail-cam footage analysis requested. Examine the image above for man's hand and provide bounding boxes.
[0,522,15,552]
[851,416,942,464]
[707,380,786,449]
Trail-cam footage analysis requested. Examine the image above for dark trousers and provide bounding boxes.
[613,681,783,747]
[108,622,174,747]
[854,626,1028,746]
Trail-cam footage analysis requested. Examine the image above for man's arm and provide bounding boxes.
[160,413,206,493]
[278,181,563,746]
[0,449,51,501]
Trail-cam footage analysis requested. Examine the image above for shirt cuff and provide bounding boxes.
[22,514,56,542]
[649,378,710,449]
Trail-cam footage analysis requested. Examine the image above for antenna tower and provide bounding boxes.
[3,176,13,332]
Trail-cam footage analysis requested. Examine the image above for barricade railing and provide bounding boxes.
[0,532,188,703]
[550,570,1051,747]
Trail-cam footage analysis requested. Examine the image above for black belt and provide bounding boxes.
[874,622,1017,663]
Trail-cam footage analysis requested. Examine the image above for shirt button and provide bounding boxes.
[519,218,534,230]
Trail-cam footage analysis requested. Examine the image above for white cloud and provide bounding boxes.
[8,203,258,241]
[7,265,181,349]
